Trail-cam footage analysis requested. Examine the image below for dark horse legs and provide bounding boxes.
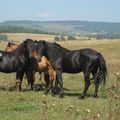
[80,68,100,99]
[80,70,91,99]
[54,70,64,98]
[53,69,100,99]
[25,70,35,90]
[52,74,59,96]
[92,70,100,97]
[16,70,24,91]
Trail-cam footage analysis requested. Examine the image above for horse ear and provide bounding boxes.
[34,40,37,45]
[23,40,27,47]
[43,40,45,44]
[43,40,47,47]
[7,42,11,46]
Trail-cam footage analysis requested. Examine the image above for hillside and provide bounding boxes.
[1,20,120,35]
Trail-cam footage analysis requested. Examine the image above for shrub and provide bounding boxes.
[54,36,60,41]
[67,35,76,40]
[60,35,66,41]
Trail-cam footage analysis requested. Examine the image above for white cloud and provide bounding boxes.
[35,13,54,18]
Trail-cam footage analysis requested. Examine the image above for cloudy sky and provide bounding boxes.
[0,0,119,22]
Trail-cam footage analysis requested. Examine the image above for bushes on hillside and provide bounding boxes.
[60,35,66,41]
[54,35,77,41]
[54,35,66,41]
[54,36,60,41]
[67,35,76,40]
[0,25,58,35]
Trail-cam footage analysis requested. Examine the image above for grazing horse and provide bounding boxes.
[0,39,37,91]
[35,40,107,99]
[5,42,54,93]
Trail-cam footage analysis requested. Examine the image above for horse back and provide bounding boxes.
[60,51,83,73]
[61,49,99,73]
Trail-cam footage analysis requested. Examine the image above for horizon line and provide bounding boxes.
[0,19,120,24]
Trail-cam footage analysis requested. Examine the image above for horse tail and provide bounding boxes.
[94,53,107,86]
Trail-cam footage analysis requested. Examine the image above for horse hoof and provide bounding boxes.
[44,91,48,95]
[79,96,85,99]
[16,87,21,92]
[93,95,99,98]
[58,94,64,98]
[51,90,57,96]
[31,86,35,91]
[16,89,20,92]
[16,88,21,92]
[52,94,56,97]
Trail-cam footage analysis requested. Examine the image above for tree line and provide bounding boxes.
[0,25,57,35]
[86,32,120,39]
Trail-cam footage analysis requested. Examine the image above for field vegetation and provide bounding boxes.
[0,33,119,120]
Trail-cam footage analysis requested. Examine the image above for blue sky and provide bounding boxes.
[0,0,120,23]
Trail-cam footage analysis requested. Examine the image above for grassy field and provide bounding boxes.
[0,33,120,120]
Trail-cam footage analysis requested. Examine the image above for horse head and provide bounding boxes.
[34,40,47,62]
[23,39,38,60]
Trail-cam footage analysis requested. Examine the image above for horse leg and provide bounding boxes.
[44,68,54,95]
[16,70,24,91]
[25,70,35,90]
[93,80,100,98]
[80,70,90,99]
[44,72,50,94]
[39,71,42,82]
[24,72,30,88]
[30,71,35,90]
[52,75,58,96]
[56,70,64,98]
[25,71,32,89]
[92,71,100,98]
[44,72,49,89]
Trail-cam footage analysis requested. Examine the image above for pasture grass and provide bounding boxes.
[0,33,120,120]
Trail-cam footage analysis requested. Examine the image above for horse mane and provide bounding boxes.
[53,42,62,47]
[51,42,69,51]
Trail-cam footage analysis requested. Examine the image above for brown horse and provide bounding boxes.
[5,43,18,51]
[5,42,54,93]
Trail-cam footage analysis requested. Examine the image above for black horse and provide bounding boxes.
[0,39,37,91]
[35,40,107,99]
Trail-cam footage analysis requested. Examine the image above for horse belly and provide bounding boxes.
[62,64,82,73]
[0,65,16,73]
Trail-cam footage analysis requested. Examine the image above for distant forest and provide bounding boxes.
[0,25,57,35]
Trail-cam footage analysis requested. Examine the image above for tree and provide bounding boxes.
[67,35,76,40]
[60,35,66,41]
[54,36,60,41]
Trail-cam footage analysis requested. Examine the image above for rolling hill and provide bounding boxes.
[0,20,120,35]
